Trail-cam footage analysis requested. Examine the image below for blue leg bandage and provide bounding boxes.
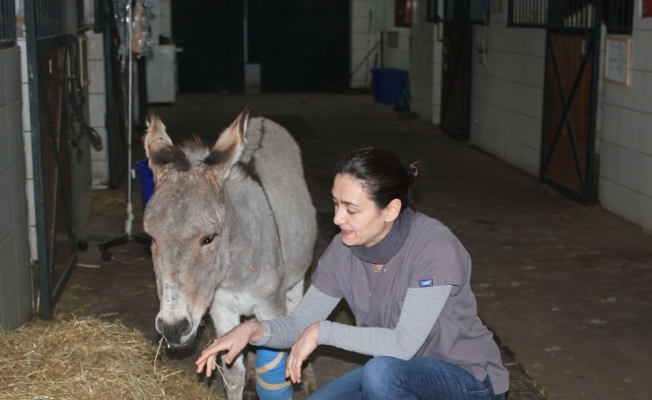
[255,347,293,400]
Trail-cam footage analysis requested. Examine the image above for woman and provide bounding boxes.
[196,147,509,399]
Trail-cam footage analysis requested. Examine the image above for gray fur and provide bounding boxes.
[143,110,317,400]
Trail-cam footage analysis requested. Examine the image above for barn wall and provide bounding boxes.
[409,1,442,123]
[71,93,94,232]
[350,0,381,89]
[152,0,172,40]
[469,7,546,176]
[0,46,32,330]
[383,28,411,71]
[599,17,652,230]
[350,0,440,121]
[349,0,411,90]
[88,29,110,188]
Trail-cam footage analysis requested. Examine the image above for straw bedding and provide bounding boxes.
[0,316,223,399]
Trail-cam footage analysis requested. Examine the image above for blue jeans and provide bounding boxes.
[307,357,505,400]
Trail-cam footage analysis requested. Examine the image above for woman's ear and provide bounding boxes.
[383,199,402,223]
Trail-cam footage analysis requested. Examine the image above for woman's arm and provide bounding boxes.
[254,284,341,348]
[318,285,452,360]
[196,285,340,377]
[196,320,263,376]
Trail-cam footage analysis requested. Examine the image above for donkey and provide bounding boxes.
[142,108,317,399]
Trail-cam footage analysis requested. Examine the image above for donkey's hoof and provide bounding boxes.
[242,389,258,400]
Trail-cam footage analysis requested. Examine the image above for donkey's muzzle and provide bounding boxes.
[157,317,192,345]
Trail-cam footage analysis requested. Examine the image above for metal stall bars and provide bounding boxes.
[25,0,84,317]
[508,0,549,27]
[605,0,634,34]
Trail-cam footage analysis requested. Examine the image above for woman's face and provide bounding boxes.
[332,174,396,248]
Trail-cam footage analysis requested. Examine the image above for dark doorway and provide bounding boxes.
[247,0,261,63]
[440,0,472,140]
[260,0,350,92]
[172,0,245,93]
[245,0,261,93]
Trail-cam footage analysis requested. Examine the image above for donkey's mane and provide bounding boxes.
[180,134,209,150]
[179,134,212,166]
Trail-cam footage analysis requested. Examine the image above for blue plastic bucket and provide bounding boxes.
[371,68,408,105]
[133,159,155,210]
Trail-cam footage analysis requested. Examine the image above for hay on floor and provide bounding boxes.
[0,316,223,399]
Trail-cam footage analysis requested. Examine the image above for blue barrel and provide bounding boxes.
[255,347,292,400]
[371,68,408,105]
[132,159,155,210]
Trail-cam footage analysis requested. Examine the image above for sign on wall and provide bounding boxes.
[605,36,631,86]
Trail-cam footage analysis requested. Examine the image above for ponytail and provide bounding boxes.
[336,148,420,211]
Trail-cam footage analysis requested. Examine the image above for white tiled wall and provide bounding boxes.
[150,0,172,44]
[350,0,382,89]
[87,30,110,188]
[350,0,410,89]
[0,46,32,330]
[599,12,652,231]
[409,0,442,123]
[159,0,172,39]
[469,7,546,175]
[383,28,411,71]
[17,38,38,262]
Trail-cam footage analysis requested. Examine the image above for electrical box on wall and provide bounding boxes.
[395,0,413,27]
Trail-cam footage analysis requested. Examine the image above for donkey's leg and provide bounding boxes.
[211,305,247,400]
[245,349,258,400]
[299,362,318,395]
[285,278,318,395]
[240,316,259,400]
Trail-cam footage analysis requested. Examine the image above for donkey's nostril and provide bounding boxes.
[178,318,191,336]
[158,318,193,345]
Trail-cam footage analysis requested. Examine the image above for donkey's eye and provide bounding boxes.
[201,234,218,246]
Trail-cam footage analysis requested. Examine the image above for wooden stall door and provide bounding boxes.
[541,32,598,203]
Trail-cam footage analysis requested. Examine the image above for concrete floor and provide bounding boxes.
[66,93,652,399]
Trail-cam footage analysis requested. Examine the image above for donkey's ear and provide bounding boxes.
[144,112,190,183]
[204,107,250,179]
[144,112,173,158]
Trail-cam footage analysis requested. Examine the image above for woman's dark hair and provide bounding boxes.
[336,147,420,211]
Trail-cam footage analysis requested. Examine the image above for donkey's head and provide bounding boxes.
[143,109,249,347]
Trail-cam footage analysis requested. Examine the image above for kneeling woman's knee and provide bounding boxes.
[361,357,406,396]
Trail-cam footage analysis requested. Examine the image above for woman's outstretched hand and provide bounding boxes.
[286,322,320,384]
[195,321,264,377]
